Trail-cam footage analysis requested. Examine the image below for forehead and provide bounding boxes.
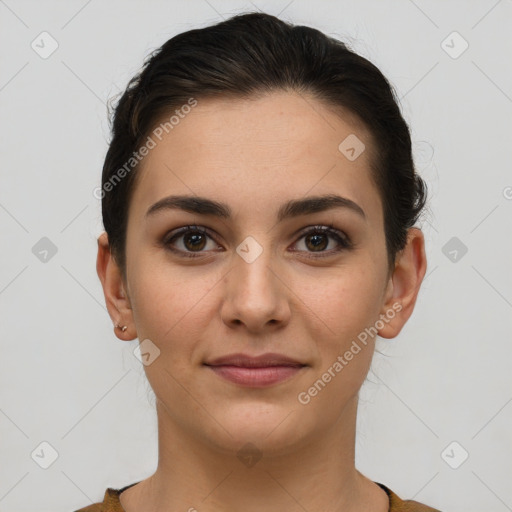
[129,91,382,225]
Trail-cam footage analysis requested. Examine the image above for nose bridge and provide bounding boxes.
[233,235,278,300]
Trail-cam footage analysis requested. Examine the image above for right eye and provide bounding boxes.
[163,225,221,258]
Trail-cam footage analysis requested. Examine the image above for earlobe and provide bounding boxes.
[377,228,427,339]
[96,232,136,341]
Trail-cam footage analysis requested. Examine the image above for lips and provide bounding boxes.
[204,352,305,368]
[203,353,307,388]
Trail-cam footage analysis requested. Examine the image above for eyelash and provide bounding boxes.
[162,224,353,259]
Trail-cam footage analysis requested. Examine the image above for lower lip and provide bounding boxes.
[205,365,305,387]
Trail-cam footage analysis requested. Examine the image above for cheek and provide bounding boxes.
[128,257,220,346]
[301,264,383,340]
[299,265,384,390]
[296,274,381,415]
[128,262,215,401]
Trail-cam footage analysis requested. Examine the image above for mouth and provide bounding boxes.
[203,352,307,388]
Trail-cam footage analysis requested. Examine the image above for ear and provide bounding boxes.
[377,227,427,339]
[96,231,137,341]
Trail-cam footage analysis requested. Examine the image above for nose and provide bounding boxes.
[220,245,291,333]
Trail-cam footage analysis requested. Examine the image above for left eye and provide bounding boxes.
[291,226,351,255]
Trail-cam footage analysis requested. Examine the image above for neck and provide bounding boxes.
[120,396,388,512]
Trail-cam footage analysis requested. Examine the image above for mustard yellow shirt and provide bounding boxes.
[74,481,441,511]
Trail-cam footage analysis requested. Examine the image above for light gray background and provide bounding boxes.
[1,1,511,511]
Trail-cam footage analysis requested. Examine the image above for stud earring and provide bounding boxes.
[115,323,128,332]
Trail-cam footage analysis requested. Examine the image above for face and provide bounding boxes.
[110,91,408,454]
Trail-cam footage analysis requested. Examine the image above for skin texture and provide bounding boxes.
[97,90,427,512]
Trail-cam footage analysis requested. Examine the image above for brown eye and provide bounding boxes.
[292,225,352,256]
[163,226,220,257]
[182,231,207,251]
[304,232,329,251]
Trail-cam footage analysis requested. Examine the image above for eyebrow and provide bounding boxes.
[145,194,366,222]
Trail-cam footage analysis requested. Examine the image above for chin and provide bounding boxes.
[206,403,312,453]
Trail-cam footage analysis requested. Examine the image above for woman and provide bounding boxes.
[78,11,439,512]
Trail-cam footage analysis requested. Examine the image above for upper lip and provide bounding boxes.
[204,352,305,367]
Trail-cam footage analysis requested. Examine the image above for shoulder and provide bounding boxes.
[377,482,442,512]
[73,484,133,512]
[76,481,442,512]
[74,504,103,512]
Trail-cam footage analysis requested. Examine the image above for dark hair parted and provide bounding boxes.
[101,12,427,278]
